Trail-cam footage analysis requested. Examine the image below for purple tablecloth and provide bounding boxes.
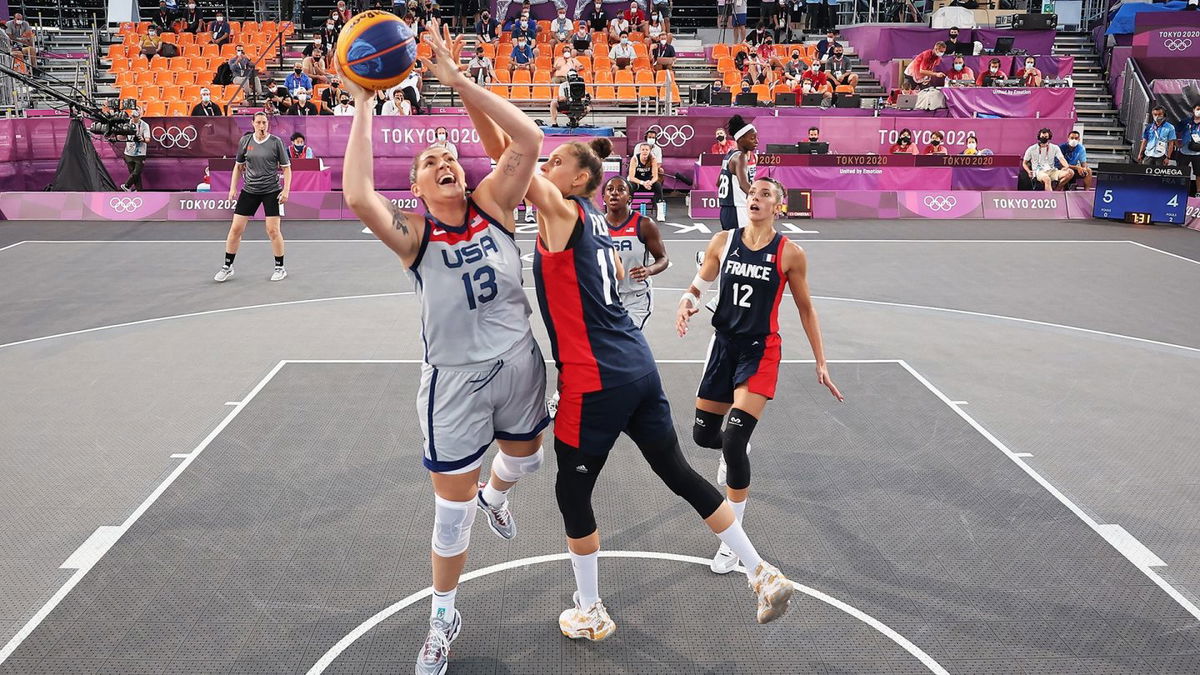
[841,25,1056,63]
[942,87,1076,120]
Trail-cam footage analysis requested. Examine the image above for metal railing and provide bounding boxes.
[1120,56,1150,149]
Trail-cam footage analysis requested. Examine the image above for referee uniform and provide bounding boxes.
[215,115,293,283]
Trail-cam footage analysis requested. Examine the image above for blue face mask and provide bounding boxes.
[953,63,963,71]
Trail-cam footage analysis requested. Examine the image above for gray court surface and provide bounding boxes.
[2,217,1200,674]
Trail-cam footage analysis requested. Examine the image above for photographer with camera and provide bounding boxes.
[549,69,590,127]
[119,106,151,193]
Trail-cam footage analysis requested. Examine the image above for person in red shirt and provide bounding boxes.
[710,128,736,155]
[922,130,949,155]
[945,55,974,84]
[888,128,918,154]
[902,41,946,89]
[623,0,647,33]
[795,61,831,101]
[1015,57,1043,87]
[976,57,1006,87]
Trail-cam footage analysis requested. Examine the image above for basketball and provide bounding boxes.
[335,10,418,91]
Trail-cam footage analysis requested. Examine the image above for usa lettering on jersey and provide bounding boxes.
[440,234,499,268]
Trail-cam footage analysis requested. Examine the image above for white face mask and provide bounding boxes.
[298,94,308,101]
[216,16,223,21]
[1026,62,1035,69]
[201,94,210,102]
[967,141,976,149]
[621,38,629,44]
[1068,139,1079,147]
[990,65,998,72]
[436,133,447,141]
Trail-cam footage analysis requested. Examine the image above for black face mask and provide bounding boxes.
[294,68,302,74]
[931,139,941,146]
[900,136,911,144]
[1039,135,1050,143]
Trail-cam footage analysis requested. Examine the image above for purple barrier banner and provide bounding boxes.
[490,0,625,21]
[1065,190,1095,220]
[980,192,1071,219]
[942,87,1075,120]
[696,153,1022,167]
[630,116,1076,159]
[811,190,900,220]
[1136,28,1200,58]
[898,191,985,219]
[1151,79,1200,95]
[694,164,1017,191]
[689,190,1086,220]
[840,26,1056,63]
[1186,197,1200,231]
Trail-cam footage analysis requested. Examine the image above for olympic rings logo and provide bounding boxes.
[108,197,144,213]
[922,195,958,212]
[151,124,199,149]
[646,124,695,147]
[1164,39,1193,52]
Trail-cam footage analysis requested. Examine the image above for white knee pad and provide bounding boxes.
[432,495,476,557]
[490,448,544,483]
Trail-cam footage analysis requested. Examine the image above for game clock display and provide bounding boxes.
[1092,163,1189,225]
[785,189,813,219]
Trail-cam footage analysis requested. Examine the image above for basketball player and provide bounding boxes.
[716,114,759,232]
[520,137,794,641]
[337,22,548,675]
[676,177,843,574]
[602,176,669,330]
[214,111,292,282]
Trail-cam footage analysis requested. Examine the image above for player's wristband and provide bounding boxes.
[690,273,714,294]
[680,291,701,309]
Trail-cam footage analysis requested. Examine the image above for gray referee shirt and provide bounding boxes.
[235,133,290,194]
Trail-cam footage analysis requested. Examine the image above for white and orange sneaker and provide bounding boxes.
[750,562,794,624]
[558,591,616,641]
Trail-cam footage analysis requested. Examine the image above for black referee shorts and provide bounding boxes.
[234,189,281,217]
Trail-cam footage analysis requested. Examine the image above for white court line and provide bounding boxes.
[1124,240,1200,266]
[0,241,26,253]
[951,401,969,405]
[899,360,1200,623]
[305,550,949,675]
[0,361,289,664]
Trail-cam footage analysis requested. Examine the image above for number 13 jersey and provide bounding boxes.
[712,228,788,337]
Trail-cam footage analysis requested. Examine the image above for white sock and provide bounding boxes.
[569,550,600,609]
[482,479,509,508]
[431,586,457,622]
[728,498,746,523]
[716,520,763,579]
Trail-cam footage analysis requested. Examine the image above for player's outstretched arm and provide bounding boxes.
[676,231,727,338]
[783,241,843,402]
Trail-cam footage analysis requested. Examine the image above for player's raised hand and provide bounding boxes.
[420,19,465,86]
[816,364,844,402]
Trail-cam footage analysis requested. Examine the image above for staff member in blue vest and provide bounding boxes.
[1138,105,1177,167]
[1177,103,1200,196]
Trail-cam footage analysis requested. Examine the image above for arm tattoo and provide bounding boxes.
[391,204,409,235]
[502,151,524,176]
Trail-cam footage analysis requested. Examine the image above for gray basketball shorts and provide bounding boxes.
[621,289,652,331]
[418,334,550,474]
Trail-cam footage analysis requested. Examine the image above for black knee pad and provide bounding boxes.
[722,408,758,490]
[692,409,725,450]
[554,440,607,539]
[637,431,724,519]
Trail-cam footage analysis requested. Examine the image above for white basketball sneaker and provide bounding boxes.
[710,542,740,575]
[214,266,234,282]
[750,561,794,624]
[476,481,516,539]
[559,591,616,641]
[270,266,287,282]
[416,608,461,675]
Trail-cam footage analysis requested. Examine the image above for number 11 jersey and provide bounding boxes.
[713,228,788,337]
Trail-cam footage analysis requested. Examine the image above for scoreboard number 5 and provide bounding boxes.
[1102,189,1113,203]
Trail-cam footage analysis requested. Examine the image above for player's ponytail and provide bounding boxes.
[565,138,612,197]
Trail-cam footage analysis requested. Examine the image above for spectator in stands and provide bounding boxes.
[783,49,808,84]
[731,0,748,44]
[628,141,664,206]
[637,130,664,163]
[1177,103,1200,196]
[286,64,313,95]
[652,35,676,71]
[889,128,917,154]
[797,61,831,103]
[805,0,822,33]
[711,128,736,155]
[586,0,609,33]
[183,3,203,33]
[275,93,294,115]
[744,22,768,47]
[327,7,347,34]
[608,13,631,44]
[332,93,355,115]
[768,9,793,44]
[645,12,665,47]
[961,133,979,155]
[610,32,635,74]
[303,47,331,85]
[420,1,443,33]
[335,0,353,24]
[191,87,224,115]
[262,76,283,105]
[510,34,536,74]
[653,0,671,32]
[976,57,1005,87]
[1023,127,1071,190]
[229,45,262,102]
[475,10,499,44]
[1057,130,1093,190]
[289,132,315,159]
[321,77,347,109]
[570,23,593,57]
[371,88,388,114]
[153,1,176,32]
[303,35,324,60]
[553,45,585,82]
[429,126,459,159]
[120,107,151,192]
[1016,57,1042,87]
[923,130,948,155]
[511,14,537,42]
[625,1,648,33]
[945,55,974,84]
[382,87,413,115]
[816,30,841,59]
[396,65,424,114]
[211,12,231,47]
[946,26,962,47]
[468,46,496,84]
[824,44,857,89]
[319,14,340,52]
[549,72,575,127]
[288,89,319,115]
[902,41,945,89]
[1139,105,1176,166]
[550,7,574,50]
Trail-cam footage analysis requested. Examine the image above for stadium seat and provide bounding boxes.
[669,81,681,104]
[115,71,136,86]
[594,85,616,101]
[495,56,511,70]
[161,85,183,101]
[632,56,651,72]
[711,44,729,61]
[260,21,277,35]
[220,43,237,59]
[136,22,150,34]
[109,58,130,73]
[534,54,551,71]
[160,33,177,44]
[593,43,608,58]
[752,84,772,102]
[168,101,190,116]
[533,71,551,84]
[509,85,531,100]
[716,57,735,74]
[836,84,856,94]
[150,58,170,72]
[135,70,158,86]
[106,44,124,60]
[496,69,511,83]
[202,44,219,58]
[119,85,139,100]
[417,42,433,60]
[593,57,612,72]
[171,58,191,72]
[632,43,648,59]
[771,84,792,98]
[139,86,162,102]
[731,44,749,58]
[537,31,550,44]
[182,85,202,101]
[177,33,194,47]
[118,21,136,35]
[489,84,509,97]
[531,84,553,100]
[479,43,496,59]
[576,55,592,71]
[183,44,201,58]
[594,71,613,84]
[636,71,656,98]
[223,85,244,102]
[196,31,211,45]
[614,71,635,101]
[513,70,532,84]
[131,56,150,71]
[228,21,241,32]
[629,32,644,43]
[242,21,259,34]
[722,70,741,86]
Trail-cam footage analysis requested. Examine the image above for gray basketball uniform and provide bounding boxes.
[609,212,653,330]
[408,200,549,474]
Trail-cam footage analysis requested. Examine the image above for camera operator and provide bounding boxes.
[120,107,151,192]
[549,69,589,126]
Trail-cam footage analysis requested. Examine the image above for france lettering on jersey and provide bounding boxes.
[712,228,788,337]
[534,196,657,393]
[407,198,533,367]
[608,212,649,298]
[717,149,758,208]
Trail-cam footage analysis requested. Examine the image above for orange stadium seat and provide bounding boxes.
[144,101,167,116]
[632,56,650,72]
[711,44,729,61]
[115,71,136,86]
[478,43,496,59]
[532,84,553,100]
[751,83,772,102]
[495,56,511,70]
[135,70,158,85]
[202,44,219,58]
[731,44,749,58]
[242,21,260,34]
[417,42,433,60]
[771,84,792,98]
[594,71,613,84]
[260,21,277,35]
[576,55,591,71]
[513,70,532,84]
[162,85,184,101]
[534,54,551,71]
[150,57,170,71]
[533,70,551,83]
[537,31,550,44]
[593,43,608,58]
[176,32,194,46]
[614,71,635,101]
[109,58,130,73]
[220,43,237,59]
[160,32,177,44]
[195,31,211,45]
[182,85,202,101]
[723,70,741,86]
[594,84,616,100]
[119,84,139,100]
[136,21,150,34]
[716,57,735,74]
[171,57,192,71]
[489,83,509,97]
[636,71,657,98]
[668,81,681,104]
[509,84,531,100]
[168,101,191,116]
[593,56,612,72]
[496,69,511,83]
[182,44,201,58]
[629,32,644,43]
[227,21,241,32]
[118,21,136,35]
[139,86,162,102]
[131,55,150,71]
[106,44,124,60]
[223,85,244,102]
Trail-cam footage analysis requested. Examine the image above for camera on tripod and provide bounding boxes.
[562,70,591,128]
[88,100,140,139]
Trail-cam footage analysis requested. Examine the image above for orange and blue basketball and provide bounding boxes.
[335,10,418,91]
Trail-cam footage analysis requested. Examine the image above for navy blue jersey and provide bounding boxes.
[534,195,657,393]
[712,229,788,337]
[717,149,757,208]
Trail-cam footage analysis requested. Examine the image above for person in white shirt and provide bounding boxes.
[468,48,496,85]
[549,7,574,49]
[429,126,459,159]
[382,88,413,115]
[609,32,636,74]
[332,94,355,115]
[1022,127,1070,191]
[608,16,630,44]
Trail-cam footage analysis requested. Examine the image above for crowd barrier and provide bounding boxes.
[695,153,1021,191]
[839,26,1057,63]
[869,56,1076,91]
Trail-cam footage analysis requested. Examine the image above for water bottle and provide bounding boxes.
[639,202,646,216]
[656,201,667,221]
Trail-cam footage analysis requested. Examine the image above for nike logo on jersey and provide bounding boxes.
[441,234,500,268]
[723,259,772,280]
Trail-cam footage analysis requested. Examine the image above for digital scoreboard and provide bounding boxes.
[1092,163,1189,225]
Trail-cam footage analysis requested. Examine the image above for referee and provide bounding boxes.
[215,111,293,282]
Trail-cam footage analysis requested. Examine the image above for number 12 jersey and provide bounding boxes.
[712,228,789,337]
